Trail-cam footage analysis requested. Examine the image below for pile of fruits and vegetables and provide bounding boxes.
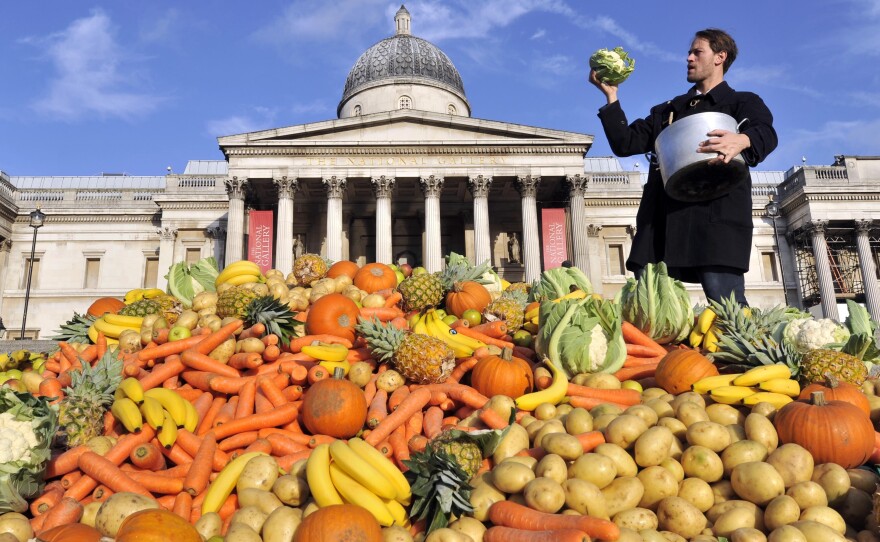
[3,255,880,542]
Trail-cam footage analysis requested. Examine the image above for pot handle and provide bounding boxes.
[736,118,749,133]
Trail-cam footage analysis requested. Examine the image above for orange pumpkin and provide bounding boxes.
[470,347,534,399]
[87,297,126,317]
[653,348,719,395]
[327,260,360,280]
[799,374,871,416]
[37,524,103,542]
[293,503,382,542]
[301,372,367,438]
[445,281,492,317]
[773,391,875,469]
[306,293,360,342]
[114,509,201,542]
[353,263,398,293]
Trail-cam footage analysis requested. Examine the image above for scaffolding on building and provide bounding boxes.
[791,224,870,308]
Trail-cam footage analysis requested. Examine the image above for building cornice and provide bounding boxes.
[15,213,158,224]
[585,199,642,207]
[224,145,588,156]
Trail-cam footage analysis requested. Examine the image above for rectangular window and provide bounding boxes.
[762,251,780,282]
[143,258,159,289]
[607,244,625,276]
[185,248,202,265]
[20,257,40,289]
[84,258,101,289]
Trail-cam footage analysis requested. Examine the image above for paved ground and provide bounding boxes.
[0,340,58,353]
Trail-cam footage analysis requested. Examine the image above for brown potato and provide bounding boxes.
[766,443,814,488]
[563,407,593,435]
[604,414,650,450]
[712,479,737,504]
[644,397,675,419]
[727,423,747,443]
[95,492,161,537]
[624,404,660,427]
[237,455,279,492]
[533,401,557,420]
[790,520,848,541]
[583,372,622,389]
[0,513,32,542]
[532,420,566,448]
[785,481,828,510]
[798,506,846,535]
[721,439,769,477]
[637,466,679,511]
[523,477,565,513]
[592,412,619,432]
[194,512,223,541]
[705,403,746,425]
[706,500,763,525]
[272,474,310,507]
[262,506,302,542]
[613,507,658,532]
[848,468,880,494]
[744,412,778,453]
[659,457,685,483]
[750,401,779,419]
[229,505,268,534]
[568,453,617,488]
[670,391,706,410]
[348,361,374,388]
[674,401,710,427]
[447,518,484,542]
[763,495,801,531]
[731,461,786,506]
[601,476,645,517]
[491,461,535,494]
[766,525,808,542]
[237,488,283,516]
[730,527,768,542]
[595,442,638,477]
[237,337,266,354]
[534,453,568,485]
[685,420,731,452]
[677,477,715,512]
[714,505,765,537]
[656,417,688,440]
[680,445,724,483]
[469,483,505,522]
[634,425,674,467]
[656,496,708,540]
[541,432,583,461]
[811,463,851,507]
[836,487,872,531]
[563,478,608,519]
[492,422,530,464]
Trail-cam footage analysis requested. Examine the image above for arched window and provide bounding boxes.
[447,104,457,115]
[353,105,362,116]
[398,95,412,110]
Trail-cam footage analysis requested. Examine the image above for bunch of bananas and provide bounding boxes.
[523,303,541,335]
[111,380,198,448]
[124,288,166,304]
[215,260,264,288]
[301,342,351,375]
[306,438,411,527]
[692,363,799,408]
[88,313,143,344]
[0,350,46,372]
[689,308,719,352]
[411,309,485,358]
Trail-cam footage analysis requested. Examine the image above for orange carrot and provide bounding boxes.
[389,316,409,330]
[288,334,353,353]
[38,378,64,402]
[59,471,82,490]
[63,426,156,501]
[488,500,619,541]
[566,383,641,406]
[181,349,241,378]
[244,438,273,455]
[469,321,508,339]
[623,354,665,367]
[197,396,227,436]
[387,385,410,411]
[367,389,389,429]
[575,430,606,453]
[307,364,330,384]
[29,483,64,516]
[453,325,514,349]
[77,451,153,497]
[613,361,661,381]
[408,434,428,453]
[172,491,193,520]
[96,331,108,360]
[276,448,314,471]
[193,319,244,355]
[237,322,266,340]
[137,334,208,361]
[130,442,166,471]
[175,430,229,472]
[383,290,403,307]
[235,379,257,419]
[364,375,378,405]
[282,385,304,402]
[626,343,667,358]
[262,334,279,347]
[212,397,239,428]
[566,395,630,411]
[621,321,667,356]
[478,407,510,429]
[364,386,432,446]
[257,376,288,408]
[359,306,405,321]
[209,375,258,395]
[38,497,84,532]
[346,346,374,362]
[484,526,591,542]
[184,432,217,496]
[218,431,259,452]
[211,403,300,441]
[138,357,186,391]
[160,442,195,466]
[422,383,490,409]
[228,352,263,371]
[262,344,281,362]
[389,425,410,470]
[126,470,185,494]
[265,433,308,456]
[58,342,83,367]
[45,445,90,478]
[423,406,444,439]
[448,357,479,383]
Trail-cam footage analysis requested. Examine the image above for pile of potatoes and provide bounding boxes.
[435,373,880,542]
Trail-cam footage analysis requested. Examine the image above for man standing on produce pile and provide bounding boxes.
[589,29,777,305]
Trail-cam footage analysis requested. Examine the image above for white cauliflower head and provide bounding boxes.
[784,317,851,353]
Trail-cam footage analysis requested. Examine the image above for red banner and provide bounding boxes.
[247,210,274,273]
[541,208,568,270]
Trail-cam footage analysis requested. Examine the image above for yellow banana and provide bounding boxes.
[733,364,792,387]
[524,306,540,321]
[124,288,145,304]
[182,397,200,432]
[758,378,800,397]
[697,308,717,334]
[141,288,166,299]
[423,312,473,358]
[87,325,119,345]
[347,437,411,505]
[689,328,704,348]
[139,396,166,430]
[301,343,349,362]
[202,452,267,514]
[110,397,143,433]
[412,313,430,335]
[515,357,567,411]
[553,289,587,302]
[223,274,261,286]
[117,377,144,404]
[328,463,395,526]
[93,317,139,339]
[306,444,344,507]
[703,327,719,353]
[691,373,742,394]
[428,311,485,350]
[216,261,262,285]
[103,313,144,328]
[531,315,540,326]
[329,441,397,500]
[319,359,351,376]
[383,497,410,528]
[742,392,794,409]
[144,388,188,428]
[709,385,758,405]
[157,410,178,448]
[522,322,539,335]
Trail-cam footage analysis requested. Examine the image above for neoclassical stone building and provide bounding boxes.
[0,7,877,338]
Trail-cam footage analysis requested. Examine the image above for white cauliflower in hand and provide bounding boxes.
[784,317,850,353]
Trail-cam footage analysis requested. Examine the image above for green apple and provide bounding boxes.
[395,270,405,284]
[511,329,533,348]
[434,309,447,319]
[412,266,428,276]
[461,309,482,327]
[442,314,458,326]
[621,380,643,393]
[168,325,193,342]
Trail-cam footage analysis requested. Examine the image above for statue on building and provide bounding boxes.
[292,234,304,260]
[508,232,521,264]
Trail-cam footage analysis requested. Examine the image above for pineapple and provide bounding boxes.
[356,318,455,384]
[57,350,122,447]
[404,442,474,534]
[428,429,482,478]
[217,286,260,319]
[799,348,868,385]
[505,282,531,295]
[291,253,328,286]
[398,272,443,312]
[484,289,528,332]
[243,295,302,346]
[50,312,96,344]
[119,295,182,325]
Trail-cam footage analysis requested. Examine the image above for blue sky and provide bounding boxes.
[1,0,878,177]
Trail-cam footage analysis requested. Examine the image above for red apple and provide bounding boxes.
[399,263,413,277]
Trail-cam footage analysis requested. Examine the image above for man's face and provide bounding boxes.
[686,37,723,83]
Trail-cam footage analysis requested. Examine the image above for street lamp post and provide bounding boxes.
[21,207,46,340]
[764,195,788,304]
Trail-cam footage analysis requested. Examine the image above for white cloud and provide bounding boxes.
[773,117,880,168]
[139,8,180,43]
[531,28,546,40]
[28,9,164,121]
[206,107,278,137]
[728,65,824,99]
[258,0,387,44]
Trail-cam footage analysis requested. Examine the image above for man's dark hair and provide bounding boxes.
[695,28,738,73]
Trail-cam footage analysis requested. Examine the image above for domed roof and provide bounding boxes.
[340,6,467,109]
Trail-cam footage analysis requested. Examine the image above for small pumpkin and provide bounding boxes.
[327,260,360,280]
[799,372,870,416]
[445,280,492,317]
[306,293,360,342]
[114,509,201,542]
[293,503,382,542]
[773,391,875,469]
[470,347,534,399]
[353,263,398,294]
[653,348,718,395]
[87,297,125,317]
[37,524,103,542]
[301,368,368,438]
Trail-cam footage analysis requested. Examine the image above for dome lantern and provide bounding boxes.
[395,5,411,36]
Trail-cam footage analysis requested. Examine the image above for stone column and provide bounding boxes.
[420,175,444,273]
[156,227,178,291]
[566,174,591,273]
[274,177,299,272]
[323,176,346,261]
[224,177,248,264]
[372,176,395,264]
[206,226,226,267]
[807,220,839,321]
[0,239,12,316]
[855,220,880,321]
[468,175,493,266]
[515,175,542,282]
[587,224,604,286]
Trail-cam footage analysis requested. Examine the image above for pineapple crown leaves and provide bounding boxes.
[64,350,124,405]
[403,450,474,533]
[439,260,492,290]
[243,295,303,346]
[354,317,406,362]
[49,312,96,342]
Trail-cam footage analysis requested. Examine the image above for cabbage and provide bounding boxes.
[529,266,593,302]
[615,262,693,344]
[0,389,58,513]
[590,46,635,85]
[166,257,219,308]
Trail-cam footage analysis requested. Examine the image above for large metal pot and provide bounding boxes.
[655,112,749,202]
